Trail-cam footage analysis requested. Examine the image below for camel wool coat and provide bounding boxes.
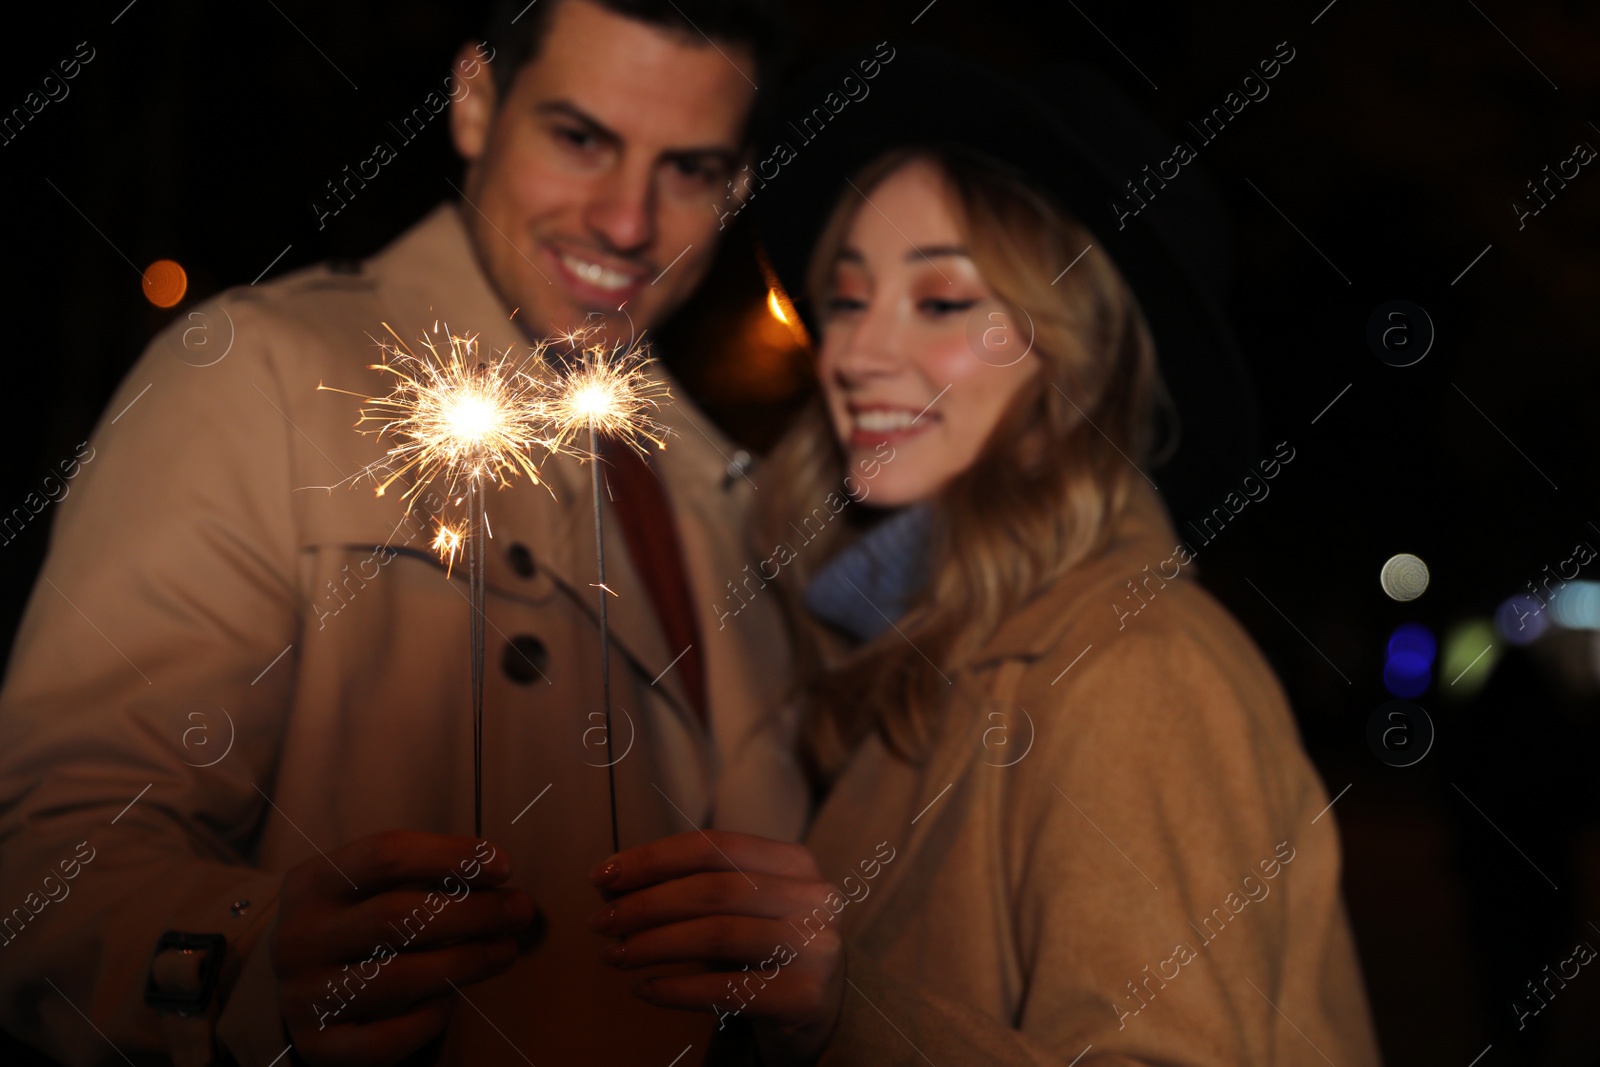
[711,479,1383,1066]
[0,205,808,1065]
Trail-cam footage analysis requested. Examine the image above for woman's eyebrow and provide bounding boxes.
[905,244,970,261]
[834,245,971,263]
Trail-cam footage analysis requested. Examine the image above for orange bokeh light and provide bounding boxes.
[766,288,790,324]
[142,259,187,308]
[763,286,809,349]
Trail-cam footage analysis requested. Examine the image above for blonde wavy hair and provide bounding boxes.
[757,145,1173,786]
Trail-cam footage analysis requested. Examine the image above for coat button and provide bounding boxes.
[507,542,536,578]
[502,635,548,684]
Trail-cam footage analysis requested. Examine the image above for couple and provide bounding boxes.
[0,0,1381,1064]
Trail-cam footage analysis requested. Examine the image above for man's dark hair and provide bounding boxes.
[482,0,791,131]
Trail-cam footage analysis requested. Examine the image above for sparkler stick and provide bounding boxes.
[589,424,619,854]
[320,325,566,837]
[548,332,671,855]
[467,476,487,837]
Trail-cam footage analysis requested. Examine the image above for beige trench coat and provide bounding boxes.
[711,479,1382,1066]
[0,205,808,1065]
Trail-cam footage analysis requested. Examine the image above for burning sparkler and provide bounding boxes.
[322,322,670,848]
[320,324,564,837]
[325,323,563,503]
[546,335,673,456]
[547,330,672,854]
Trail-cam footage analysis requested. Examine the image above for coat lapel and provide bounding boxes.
[807,667,1000,935]
[807,482,1184,933]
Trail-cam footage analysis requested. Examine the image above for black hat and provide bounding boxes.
[749,43,1259,522]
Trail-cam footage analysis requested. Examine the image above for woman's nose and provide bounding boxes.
[828,300,905,382]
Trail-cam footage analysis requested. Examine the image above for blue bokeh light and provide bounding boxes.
[1383,622,1436,698]
[1495,596,1550,646]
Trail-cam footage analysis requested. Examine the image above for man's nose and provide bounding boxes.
[584,165,656,256]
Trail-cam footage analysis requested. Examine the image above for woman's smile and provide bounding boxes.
[844,403,940,448]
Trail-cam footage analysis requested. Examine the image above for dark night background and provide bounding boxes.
[3,0,1598,1062]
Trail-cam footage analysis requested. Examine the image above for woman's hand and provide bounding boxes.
[589,830,847,1065]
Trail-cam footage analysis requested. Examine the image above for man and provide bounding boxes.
[0,1,803,1063]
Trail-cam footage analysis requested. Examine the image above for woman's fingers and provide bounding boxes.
[625,931,848,1062]
[585,833,851,1057]
[592,830,821,893]
[630,962,836,1029]
[603,914,811,970]
[594,871,804,938]
[300,993,456,1066]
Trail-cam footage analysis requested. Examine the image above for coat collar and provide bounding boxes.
[353,203,755,735]
[809,479,1186,934]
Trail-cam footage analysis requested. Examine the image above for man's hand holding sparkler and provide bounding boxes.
[272,830,538,1066]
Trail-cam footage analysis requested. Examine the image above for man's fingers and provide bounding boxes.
[592,830,818,893]
[325,831,510,897]
[597,872,801,939]
[366,883,531,953]
[299,937,519,1025]
[323,887,537,959]
[306,890,527,963]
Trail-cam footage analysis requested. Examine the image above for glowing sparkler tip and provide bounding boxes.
[340,329,565,507]
[545,335,672,457]
[331,322,669,573]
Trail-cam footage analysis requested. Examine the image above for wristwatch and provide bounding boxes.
[144,930,227,1067]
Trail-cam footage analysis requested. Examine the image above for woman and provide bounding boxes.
[585,50,1382,1066]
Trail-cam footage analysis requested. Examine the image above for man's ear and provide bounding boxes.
[450,40,497,162]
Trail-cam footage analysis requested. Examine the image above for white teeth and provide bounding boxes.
[560,253,634,292]
[854,409,920,432]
